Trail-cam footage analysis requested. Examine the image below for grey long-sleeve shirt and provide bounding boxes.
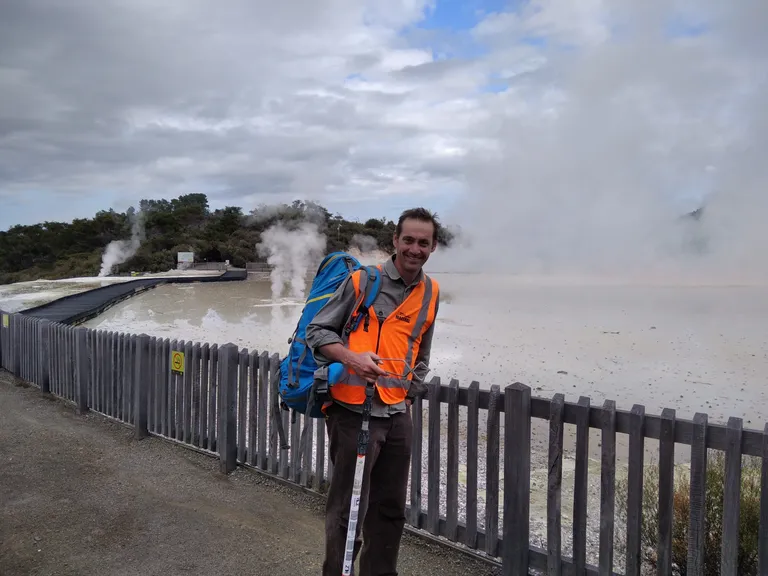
[305,255,439,417]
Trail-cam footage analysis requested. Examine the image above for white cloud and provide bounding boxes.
[1,0,767,282]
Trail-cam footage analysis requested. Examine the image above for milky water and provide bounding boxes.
[79,274,768,428]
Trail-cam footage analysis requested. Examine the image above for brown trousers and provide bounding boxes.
[322,403,413,576]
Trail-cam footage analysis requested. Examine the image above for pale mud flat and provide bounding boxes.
[36,272,768,567]
[81,273,768,426]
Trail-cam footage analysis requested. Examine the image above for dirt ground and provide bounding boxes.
[0,370,499,576]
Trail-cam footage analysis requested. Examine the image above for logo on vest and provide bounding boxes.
[395,312,412,323]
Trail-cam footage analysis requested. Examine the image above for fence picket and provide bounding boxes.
[161,338,170,437]
[290,409,300,483]
[134,334,149,439]
[119,333,127,420]
[485,384,501,558]
[315,416,325,491]
[75,327,89,414]
[257,351,269,470]
[199,343,210,449]
[721,417,743,576]
[248,350,258,466]
[208,344,219,452]
[687,413,708,576]
[237,348,248,464]
[427,376,441,536]
[625,405,645,576]
[572,396,591,574]
[151,337,162,434]
[760,423,768,576]
[409,394,424,528]
[465,380,480,550]
[269,353,279,476]
[547,393,564,576]
[176,340,186,442]
[446,378,460,542]
[280,408,290,479]
[301,411,313,488]
[183,340,193,444]
[599,400,617,576]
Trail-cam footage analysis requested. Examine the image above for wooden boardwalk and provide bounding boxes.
[18,270,247,325]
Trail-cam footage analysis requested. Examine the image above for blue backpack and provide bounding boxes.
[277,251,382,420]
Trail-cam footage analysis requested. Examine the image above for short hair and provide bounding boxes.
[396,207,441,243]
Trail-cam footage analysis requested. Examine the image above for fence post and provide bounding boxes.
[133,334,150,440]
[502,382,531,575]
[74,327,89,413]
[721,416,744,576]
[218,343,239,474]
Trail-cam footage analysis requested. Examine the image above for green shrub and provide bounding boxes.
[616,450,762,575]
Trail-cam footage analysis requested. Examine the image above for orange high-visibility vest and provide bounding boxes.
[329,266,439,406]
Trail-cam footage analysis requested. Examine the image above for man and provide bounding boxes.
[306,207,442,576]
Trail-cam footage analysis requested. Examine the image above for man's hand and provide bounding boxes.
[316,343,388,383]
[345,351,387,383]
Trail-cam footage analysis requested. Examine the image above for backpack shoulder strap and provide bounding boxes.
[342,266,382,342]
[362,265,382,309]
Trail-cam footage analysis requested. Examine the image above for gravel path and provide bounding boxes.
[0,370,499,576]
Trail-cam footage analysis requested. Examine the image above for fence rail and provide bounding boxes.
[1,308,767,575]
[245,261,271,272]
[185,262,228,271]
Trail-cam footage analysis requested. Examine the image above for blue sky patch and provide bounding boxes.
[666,17,709,38]
[400,0,517,62]
[418,0,512,31]
[479,72,509,93]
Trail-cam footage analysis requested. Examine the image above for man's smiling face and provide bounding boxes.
[392,217,437,277]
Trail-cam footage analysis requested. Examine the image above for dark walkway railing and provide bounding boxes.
[17,270,247,325]
[1,308,766,575]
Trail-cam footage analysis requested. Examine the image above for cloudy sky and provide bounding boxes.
[1,0,766,277]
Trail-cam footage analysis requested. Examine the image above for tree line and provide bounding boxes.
[0,194,454,285]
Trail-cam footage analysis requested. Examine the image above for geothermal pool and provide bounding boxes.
[69,273,768,428]
[4,271,767,562]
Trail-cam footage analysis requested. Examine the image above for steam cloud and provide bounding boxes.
[350,233,379,254]
[257,221,327,300]
[430,1,768,285]
[98,208,146,277]
[347,234,391,265]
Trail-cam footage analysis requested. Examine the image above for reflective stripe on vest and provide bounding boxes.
[329,269,439,406]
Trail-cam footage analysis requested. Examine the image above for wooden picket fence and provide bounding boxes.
[1,308,767,575]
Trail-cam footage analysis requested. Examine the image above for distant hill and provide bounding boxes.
[0,194,453,285]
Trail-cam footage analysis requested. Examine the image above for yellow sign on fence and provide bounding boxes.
[2,314,8,328]
[171,350,185,375]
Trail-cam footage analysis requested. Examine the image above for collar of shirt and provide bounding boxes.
[382,254,423,287]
